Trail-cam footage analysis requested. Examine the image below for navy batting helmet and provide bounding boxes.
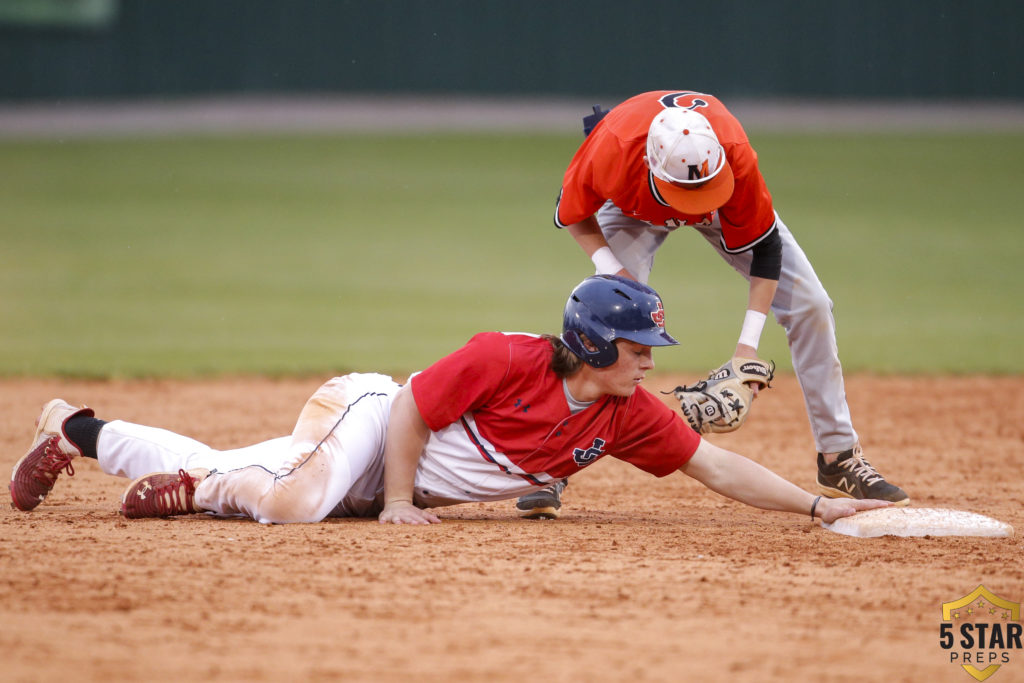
[561,275,678,368]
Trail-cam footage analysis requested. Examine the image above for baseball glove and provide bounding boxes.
[671,357,775,434]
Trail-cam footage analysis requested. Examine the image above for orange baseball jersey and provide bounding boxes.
[555,91,776,252]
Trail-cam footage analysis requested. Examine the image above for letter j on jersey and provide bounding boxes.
[573,438,606,466]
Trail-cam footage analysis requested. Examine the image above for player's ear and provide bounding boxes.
[579,333,600,353]
[642,155,650,170]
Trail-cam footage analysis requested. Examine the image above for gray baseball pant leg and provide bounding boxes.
[595,201,858,454]
[691,213,858,454]
[595,201,673,282]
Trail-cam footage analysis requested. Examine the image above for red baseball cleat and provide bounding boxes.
[120,469,208,519]
[10,399,94,511]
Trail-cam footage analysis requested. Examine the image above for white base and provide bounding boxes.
[822,507,1014,538]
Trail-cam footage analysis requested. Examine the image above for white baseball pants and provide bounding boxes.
[97,373,400,523]
[94,372,554,523]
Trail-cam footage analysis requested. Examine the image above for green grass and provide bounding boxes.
[1,130,1021,377]
[749,132,1023,373]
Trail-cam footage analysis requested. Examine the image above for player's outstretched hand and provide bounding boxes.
[816,497,892,524]
[378,500,441,525]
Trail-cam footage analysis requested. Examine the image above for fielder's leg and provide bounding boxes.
[692,214,856,449]
[594,200,672,283]
[692,214,908,504]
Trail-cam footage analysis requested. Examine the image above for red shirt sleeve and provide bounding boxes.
[409,332,512,432]
[612,388,700,477]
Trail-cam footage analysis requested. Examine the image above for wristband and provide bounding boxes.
[591,246,624,275]
[738,310,768,350]
[810,495,822,520]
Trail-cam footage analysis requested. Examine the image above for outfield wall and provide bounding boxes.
[1,0,1021,103]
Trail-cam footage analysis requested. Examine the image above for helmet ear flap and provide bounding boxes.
[560,330,619,368]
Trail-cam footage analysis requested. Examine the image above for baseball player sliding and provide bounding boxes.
[516,90,908,519]
[10,276,888,526]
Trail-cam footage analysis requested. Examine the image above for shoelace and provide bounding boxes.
[542,479,567,495]
[838,456,883,486]
[153,470,197,515]
[34,437,75,483]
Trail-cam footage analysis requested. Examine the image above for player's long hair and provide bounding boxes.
[542,334,583,378]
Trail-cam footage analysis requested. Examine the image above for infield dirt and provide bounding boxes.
[2,374,1022,682]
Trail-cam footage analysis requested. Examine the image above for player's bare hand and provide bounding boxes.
[378,500,441,525]
[816,497,892,524]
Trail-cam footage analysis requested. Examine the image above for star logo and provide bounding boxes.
[940,586,1021,681]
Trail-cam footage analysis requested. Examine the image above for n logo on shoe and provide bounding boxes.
[938,585,1021,681]
[834,477,857,495]
[572,438,606,467]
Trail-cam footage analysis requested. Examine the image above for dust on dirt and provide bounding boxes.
[2,374,1021,682]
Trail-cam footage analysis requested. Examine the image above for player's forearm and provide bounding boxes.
[567,216,634,279]
[735,276,778,357]
[746,276,777,315]
[565,215,606,256]
[381,386,430,505]
[680,440,816,516]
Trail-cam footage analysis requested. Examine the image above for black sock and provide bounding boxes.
[64,416,107,460]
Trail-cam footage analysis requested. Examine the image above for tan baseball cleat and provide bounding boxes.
[816,446,910,506]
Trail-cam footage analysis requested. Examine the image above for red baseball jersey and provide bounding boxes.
[556,90,776,252]
[410,332,699,481]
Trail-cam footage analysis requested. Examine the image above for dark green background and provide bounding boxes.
[2,0,1021,102]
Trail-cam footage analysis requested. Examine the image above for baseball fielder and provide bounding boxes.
[517,90,909,517]
[10,276,887,526]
